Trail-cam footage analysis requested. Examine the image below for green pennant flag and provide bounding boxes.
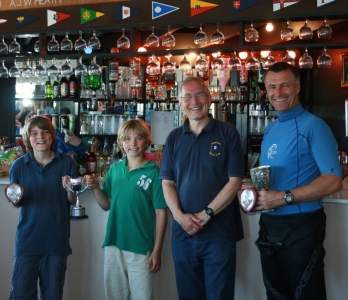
[80,8,105,24]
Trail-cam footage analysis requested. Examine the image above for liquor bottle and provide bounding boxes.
[86,144,97,175]
[108,60,119,98]
[69,72,78,98]
[45,79,52,99]
[60,76,69,98]
[52,76,60,98]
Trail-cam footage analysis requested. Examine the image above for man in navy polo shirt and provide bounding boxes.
[160,77,244,300]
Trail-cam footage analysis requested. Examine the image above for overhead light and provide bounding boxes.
[288,50,296,58]
[266,23,274,32]
[260,50,270,58]
[137,47,147,52]
[212,51,221,58]
[239,51,248,60]
[188,52,197,59]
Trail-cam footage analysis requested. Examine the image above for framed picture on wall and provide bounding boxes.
[341,53,348,88]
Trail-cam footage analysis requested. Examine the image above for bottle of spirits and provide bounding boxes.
[45,79,52,99]
[69,72,78,98]
[86,144,97,175]
[52,76,60,98]
[60,76,69,98]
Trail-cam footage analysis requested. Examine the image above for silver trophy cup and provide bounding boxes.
[239,165,272,213]
[64,176,89,219]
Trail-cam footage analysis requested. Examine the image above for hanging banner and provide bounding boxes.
[231,0,260,14]
[80,7,105,25]
[152,1,179,19]
[115,5,141,21]
[190,0,219,17]
[273,0,303,12]
[47,10,71,27]
[0,19,7,24]
[16,12,38,28]
[317,0,339,8]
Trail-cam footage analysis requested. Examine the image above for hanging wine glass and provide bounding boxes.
[298,48,313,69]
[299,19,313,40]
[9,36,21,54]
[245,21,259,43]
[35,58,47,77]
[146,27,159,48]
[179,53,192,76]
[75,57,87,76]
[88,30,101,50]
[194,24,207,45]
[195,54,209,82]
[318,18,332,39]
[228,51,242,70]
[88,56,102,75]
[74,31,87,51]
[282,50,295,66]
[0,60,9,78]
[61,57,72,76]
[281,20,295,41]
[60,32,73,51]
[9,60,21,78]
[47,33,60,52]
[0,36,8,54]
[211,53,224,70]
[162,25,175,47]
[210,23,224,44]
[262,51,276,69]
[245,52,260,70]
[117,28,130,50]
[317,48,332,68]
[47,58,61,76]
[33,39,40,53]
[22,59,34,78]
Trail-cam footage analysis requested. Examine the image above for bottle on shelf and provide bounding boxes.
[45,78,52,99]
[52,76,60,98]
[108,60,119,98]
[69,72,78,98]
[86,144,97,175]
[60,76,69,98]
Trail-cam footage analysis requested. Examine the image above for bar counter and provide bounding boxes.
[0,177,347,299]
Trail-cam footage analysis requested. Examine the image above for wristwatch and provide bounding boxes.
[283,190,294,205]
[205,207,214,218]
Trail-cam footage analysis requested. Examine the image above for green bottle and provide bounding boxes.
[45,79,52,99]
[53,77,60,98]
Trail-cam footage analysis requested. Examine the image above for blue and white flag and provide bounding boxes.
[152,1,179,19]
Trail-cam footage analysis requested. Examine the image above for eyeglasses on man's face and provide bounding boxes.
[181,92,208,101]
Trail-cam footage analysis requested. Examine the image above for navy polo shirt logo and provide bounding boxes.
[209,142,221,156]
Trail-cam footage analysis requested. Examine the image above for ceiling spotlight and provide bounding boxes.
[239,51,248,60]
[288,50,296,58]
[260,50,270,58]
[266,23,274,32]
[188,52,197,59]
[137,47,147,52]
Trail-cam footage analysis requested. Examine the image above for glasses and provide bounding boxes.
[146,27,159,47]
[9,36,21,54]
[245,21,259,43]
[0,60,9,78]
[117,28,130,50]
[22,59,34,78]
[61,32,73,51]
[0,36,8,54]
[88,30,101,50]
[33,39,40,53]
[74,31,87,51]
[75,57,87,76]
[194,24,207,45]
[9,60,21,77]
[162,25,175,47]
[47,33,60,52]
[181,92,207,101]
[281,20,295,41]
[61,57,73,75]
[47,58,61,76]
[210,23,224,44]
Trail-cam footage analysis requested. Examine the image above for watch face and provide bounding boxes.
[285,193,293,204]
[205,208,214,217]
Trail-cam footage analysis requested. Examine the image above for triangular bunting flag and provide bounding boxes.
[0,19,7,24]
[115,5,141,21]
[47,10,71,27]
[152,1,179,19]
[16,12,38,28]
[231,0,260,14]
[190,0,219,17]
[80,8,105,25]
[273,0,302,12]
[317,0,339,8]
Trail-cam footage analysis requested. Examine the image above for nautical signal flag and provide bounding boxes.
[47,10,71,27]
[0,19,7,24]
[273,0,302,12]
[190,0,219,17]
[80,8,105,25]
[115,5,141,21]
[231,0,260,14]
[317,0,339,8]
[152,1,179,19]
[16,12,38,28]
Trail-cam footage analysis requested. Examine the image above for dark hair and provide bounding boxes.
[117,119,152,157]
[60,107,71,115]
[264,62,300,83]
[22,116,57,154]
[24,112,37,125]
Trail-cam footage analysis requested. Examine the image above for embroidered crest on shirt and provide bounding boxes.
[267,144,277,160]
[209,142,221,156]
[137,175,152,190]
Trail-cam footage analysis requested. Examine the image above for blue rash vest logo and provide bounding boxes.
[209,142,221,156]
[267,144,277,160]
